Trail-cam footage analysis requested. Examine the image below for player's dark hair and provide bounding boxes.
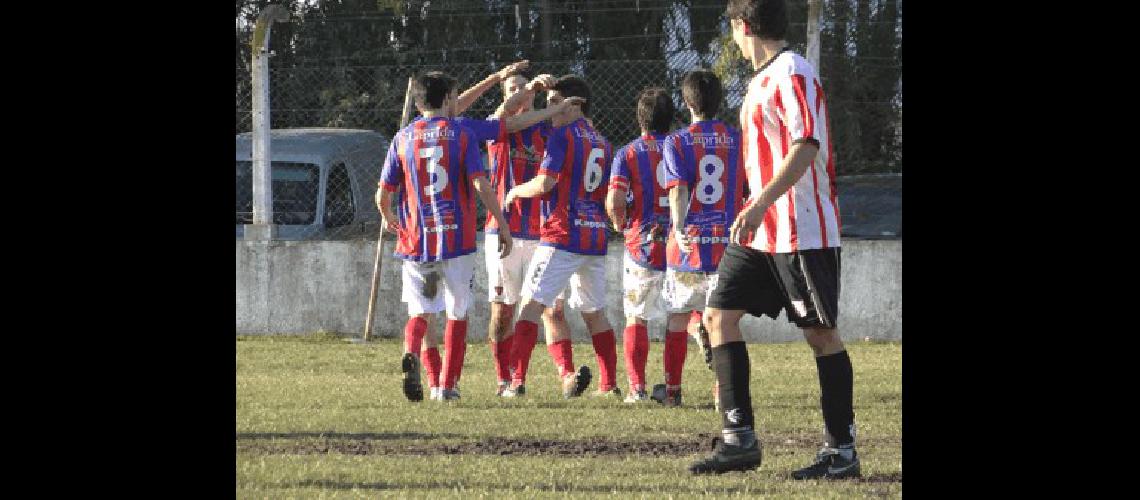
[726,0,788,41]
[636,87,674,135]
[412,71,458,109]
[681,70,723,119]
[551,75,592,117]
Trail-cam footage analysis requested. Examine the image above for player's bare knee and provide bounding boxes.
[803,327,843,354]
[544,306,566,323]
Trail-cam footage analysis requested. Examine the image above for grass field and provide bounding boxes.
[236,333,901,498]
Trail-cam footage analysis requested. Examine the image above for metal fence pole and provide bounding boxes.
[246,5,289,241]
[807,0,821,71]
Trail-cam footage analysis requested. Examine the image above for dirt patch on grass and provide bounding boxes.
[239,435,713,457]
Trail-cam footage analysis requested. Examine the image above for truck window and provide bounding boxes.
[325,162,354,228]
[236,161,320,225]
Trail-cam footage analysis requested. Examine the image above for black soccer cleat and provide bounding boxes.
[688,436,762,475]
[563,365,592,398]
[401,352,424,402]
[791,447,861,480]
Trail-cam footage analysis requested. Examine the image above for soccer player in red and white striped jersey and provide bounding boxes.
[376,71,512,403]
[605,87,674,403]
[504,75,620,399]
[658,70,747,408]
[689,0,859,479]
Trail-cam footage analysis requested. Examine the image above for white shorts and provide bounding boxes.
[400,254,476,319]
[622,251,665,321]
[662,268,716,314]
[521,245,606,312]
[486,234,538,305]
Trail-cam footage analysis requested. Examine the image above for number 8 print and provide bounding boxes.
[695,154,724,205]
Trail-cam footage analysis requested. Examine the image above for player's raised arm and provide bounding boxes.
[454,60,530,116]
[502,96,586,133]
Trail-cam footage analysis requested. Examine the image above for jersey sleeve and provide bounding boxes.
[538,129,566,177]
[378,134,403,192]
[662,135,692,190]
[454,117,501,143]
[607,147,630,192]
[776,72,821,148]
[461,130,486,179]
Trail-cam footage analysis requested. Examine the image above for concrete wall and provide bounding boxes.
[237,238,901,342]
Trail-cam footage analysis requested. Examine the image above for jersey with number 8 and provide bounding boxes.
[536,118,614,256]
[379,116,487,262]
[662,120,747,272]
[607,132,671,270]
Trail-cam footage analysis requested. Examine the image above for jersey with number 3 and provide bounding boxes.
[537,118,613,256]
[608,133,670,270]
[662,120,746,272]
[378,116,486,262]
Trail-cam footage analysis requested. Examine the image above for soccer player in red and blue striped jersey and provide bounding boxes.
[657,69,747,408]
[503,75,621,399]
[449,66,578,397]
[605,87,676,402]
[377,71,512,402]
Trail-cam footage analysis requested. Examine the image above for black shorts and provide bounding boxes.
[707,245,841,329]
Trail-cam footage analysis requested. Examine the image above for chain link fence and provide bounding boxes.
[236,4,901,241]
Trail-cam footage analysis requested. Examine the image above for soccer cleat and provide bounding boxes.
[791,447,861,480]
[623,389,650,403]
[502,383,526,397]
[428,387,443,401]
[562,365,592,398]
[441,387,461,401]
[496,380,510,397]
[592,386,622,399]
[650,384,682,407]
[401,353,424,402]
[688,436,762,475]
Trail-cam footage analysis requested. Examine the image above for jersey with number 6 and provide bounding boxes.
[608,133,670,270]
[662,120,746,272]
[379,116,487,262]
[537,118,613,256]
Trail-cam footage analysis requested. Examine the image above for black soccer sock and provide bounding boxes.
[816,350,855,447]
[713,342,755,437]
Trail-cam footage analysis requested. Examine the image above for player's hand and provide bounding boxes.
[382,217,401,235]
[497,230,513,259]
[674,229,695,253]
[497,60,529,80]
[504,187,520,207]
[558,96,587,109]
[526,74,557,92]
[611,204,627,232]
[729,200,767,246]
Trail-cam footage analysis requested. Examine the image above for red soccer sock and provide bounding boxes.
[442,320,468,389]
[664,331,689,386]
[548,339,575,379]
[635,327,650,385]
[623,324,649,389]
[623,325,641,388]
[404,316,428,356]
[591,329,618,391]
[491,334,515,383]
[509,320,540,385]
[422,346,441,388]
